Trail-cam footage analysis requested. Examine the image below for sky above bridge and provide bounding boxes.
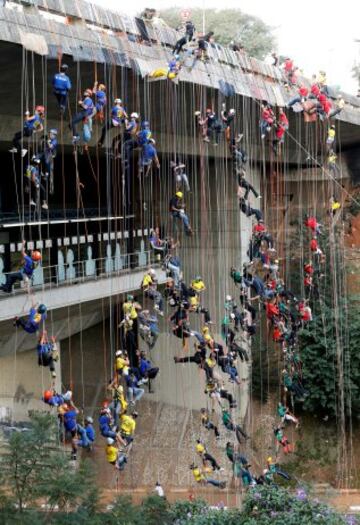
[93,0,359,94]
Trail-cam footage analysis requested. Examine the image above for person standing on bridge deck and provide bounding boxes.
[70,89,94,143]
[10,105,45,157]
[173,19,195,54]
[1,241,41,294]
[52,64,71,115]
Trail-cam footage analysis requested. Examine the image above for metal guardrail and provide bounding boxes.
[0,250,156,299]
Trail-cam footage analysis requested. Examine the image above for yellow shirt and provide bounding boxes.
[190,295,199,307]
[328,154,337,163]
[328,129,335,139]
[116,357,128,373]
[123,301,137,320]
[142,274,153,289]
[332,202,341,211]
[106,445,118,463]
[120,414,136,435]
[205,357,216,368]
[191,280,205,292]
[192,467,204,482]
[196,443,205,454]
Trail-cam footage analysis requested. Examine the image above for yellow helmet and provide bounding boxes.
[176,191,183,198]
[202,326,209,333]
[267,456,272,463]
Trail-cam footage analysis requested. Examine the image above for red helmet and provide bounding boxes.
[102,400,109,408]
[35,105,45,114]
[84,89,93,97]
[32,250,42,262]
[43,390,52,401]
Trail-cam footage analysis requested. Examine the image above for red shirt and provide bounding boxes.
[322,100,332,114]
[304,264,314,275]
[262,108,274,124]
[304,217,317,230]
[273,327,282,341]
[298,86,308,97]
[311,84,320,97]
[318,93,327,103]
[266,303,279,319]
[304,276,312,286]
[276,126,286,139]
[253,223,266,233]
[279,112,289,127]
[284,59,293,72]
[310,238,318,251]
[301,310,311,322]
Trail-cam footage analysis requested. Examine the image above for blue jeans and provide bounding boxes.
[206,478,222,487]
[71,110,90,137]
[127,387,145,403]
[287,95,301,107]
[76,424,90,448]
[147,289,164,311]
[225,365,238,382]
[167,261,181,286]
[1,270,24,293]
[172,211,190,233]
[260,120,269,136]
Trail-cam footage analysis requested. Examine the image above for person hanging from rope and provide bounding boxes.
[139,138,160,177]
[265,456,291,481]
[107,378,128,429]
[42,388,72,407]
[329,196,341,216]
[230,266,243,287]
[136,350,159,390]
[173,19,195,54]
[272,108,289,154]
[10,105,45,157]
[141,268,164,316]
[1,241,41,294]
[221,408,249,442]
[37,331,58,379]
[237,172,261,201]
[35,128,58,195]
[304,214,322,235]
[52,64,71,114]
[329,94,345,118]
[77,416,96,450]
[195,109,223,145]
[174,339,206,366]
[327,149,340,178]
[221,103,236,144]
[92,81,107,122]
[163,252,182,287]
[195,31,215,64]
[190,463,226,489]
[125,370,145,406]
[200,408,220,439]
[98,404,124,447]
[62,402,80,460]
[119,410,138,448]
[196,439,223,472]
[24,156,49,210]
[206,379,237,409]
[70,88,94,143]
[282,368,308,400]
[274,426,293,454]
[115,350,130,379]
[169,191,193,236]
[106,437,128,470]
[326,125,336,150]
[98,98,129,152]
[14,302,47,334]
[239,197,263,222]
[287,84,309,110]
[277,402,299,427]
[170,160,191,192]
[259,101,275,139]
[120,111,140,161]
[138,310,159,349]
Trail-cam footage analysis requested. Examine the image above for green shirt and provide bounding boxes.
[222,411,231,426]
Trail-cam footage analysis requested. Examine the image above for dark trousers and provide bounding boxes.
[38,353,55,372]
[176,354,202,364]
[1,271,24,293]
[204,421,220,438]
[13,128,32,153]
[15,318,38,334]
[239,178,259,199]
[173,36,187,54]
[54,91,68,111]
[71,110,88,137]
[203,452,220,471]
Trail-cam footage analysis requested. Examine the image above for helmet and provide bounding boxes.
[229,108,235,115]
[60,64,69,71]
[31,250,42,262]
[267,456,272,463]
[38,304,47,314]
[35,105,45,114]
[98,83,106,90]
[226,295,232,301]
[63,390,72,401]
[61,403,69,411]
[149,268,156,276]
[202,326,209,333]
[115,350,123,357]
[132,411,138,417]
[127,294,134,301]
[107,437,115,445]
[43,390,52,401]
[49,128,58,136]
[85,416,93,424]
[102,400,109,408]
[141,120,150,129]
[84,89,92,97]
[114,98,122,104]
[174,54,180,60]
[131,112,139,118]
[194,275,202,281]
[176,191,183,198]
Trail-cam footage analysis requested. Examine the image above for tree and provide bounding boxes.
[159,8,275,59]
[0,412,99,522]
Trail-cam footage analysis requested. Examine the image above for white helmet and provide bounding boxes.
[63,390,72,401]
[131,112,139,118]
[226,295,232,301]
[107,437,115,445]
[114,98,122,104]
[149,268,156,276]
[115,350,123,357]
[229,109,236,115]
[85,416,93,424]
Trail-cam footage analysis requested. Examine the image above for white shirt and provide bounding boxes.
[155,485,164,497]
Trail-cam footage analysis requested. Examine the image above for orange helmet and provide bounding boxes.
[43,390,52,401]
[32,250,42,262]
[35,105,45,114]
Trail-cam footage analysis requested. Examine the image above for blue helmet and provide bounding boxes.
[38,304,47,314]
[141,121,150,130]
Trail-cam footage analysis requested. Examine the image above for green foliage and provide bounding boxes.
[141,494,171,525]
[159,8,275,59]
[169,498,208,522]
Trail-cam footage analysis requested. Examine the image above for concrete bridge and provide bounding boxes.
[0,0,359,490]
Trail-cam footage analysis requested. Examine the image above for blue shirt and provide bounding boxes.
[82,96,94,116]
[37,342,52,357]
[46,394,64,406]
[139,358,152,376]
[64,410,77,432]
[98,414,111,432]
[47,137,58,155]
[52,72,71,94]
[22,254,34,277]
[141,143,157,164]
[24,114,43,132]
[111,105,126,125]
[137,129,152,146]
[86,425,95,442]
[95,90,107,111]
[126,375,139,389]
